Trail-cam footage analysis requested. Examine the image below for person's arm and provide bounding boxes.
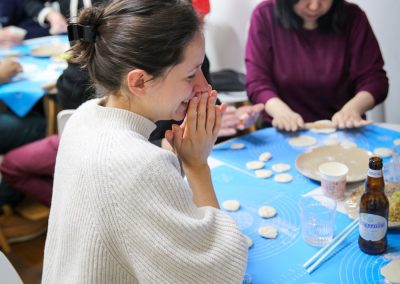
[332,91,374,128]
[333,5,388,128]
[165,91,223,208]
[245,4,303,131]
[265,97,304,131]
[245,4,278,108]
[25,0,67,33]
[0,60,22,85]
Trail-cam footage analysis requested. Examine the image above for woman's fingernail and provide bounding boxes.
[209,96,216,104]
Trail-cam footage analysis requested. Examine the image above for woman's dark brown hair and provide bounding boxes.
[275,0,346,33]
[70,0,200,93]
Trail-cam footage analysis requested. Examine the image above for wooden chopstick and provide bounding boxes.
[303,218,359,274]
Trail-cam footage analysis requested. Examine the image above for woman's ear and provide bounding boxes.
[126,69,151,95]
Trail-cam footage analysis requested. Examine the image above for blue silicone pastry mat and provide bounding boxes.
[211,165,400,284]
[211,125,400,283]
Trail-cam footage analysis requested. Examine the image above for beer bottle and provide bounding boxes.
[358,156,389,254]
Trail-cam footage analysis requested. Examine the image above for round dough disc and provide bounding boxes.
[323,138,340,146]
[258,226,278,239]
[222,200,240,212]
[259,152,272,162]
[340,140,357,148]
[231,143,245,150]
[373,147,393,158]
[393,138,400,146]
[274,173,293,183]
[271,163,291,173]
[310,128,336,134]
[255,169,273,179]
[289,135,317,147]
[258,206,277,218]
[380,259,400,284]
[246,161,265,170]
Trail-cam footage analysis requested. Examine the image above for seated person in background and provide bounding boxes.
[0,59,45,156]
[245,0,388,132]
[41,0,247,282]
[24,0,107,35]
[0,0,49,46]
[0,59,47,245]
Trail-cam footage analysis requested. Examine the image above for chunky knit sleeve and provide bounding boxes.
[96,141,248,283]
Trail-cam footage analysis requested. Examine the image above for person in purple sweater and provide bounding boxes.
[245,0,388,131]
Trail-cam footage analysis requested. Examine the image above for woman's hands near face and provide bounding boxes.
[271,110,304,132]
[165,90,224,170]
[331,109,371,129]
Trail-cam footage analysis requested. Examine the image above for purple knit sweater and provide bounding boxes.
[245,0,388,123]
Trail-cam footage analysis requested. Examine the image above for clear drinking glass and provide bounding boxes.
[299,195,337,247]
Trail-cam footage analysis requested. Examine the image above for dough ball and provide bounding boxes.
[246,161,265,170]
[373,147,394,158]
[340,140,357,148]
[289,135,317,147]
[258,226,278,239]
[245,235,253,249]
[310,128,336,134]
[271,163,291,173]
[259,152,272,162]
[274,173,293,183]
[222,200,240,212]
[231,143,245,150]
[255,169,273,179]
[258,206,277,218]
[309,120,336,134]
[323,138,340,146]
[380,259,400,284]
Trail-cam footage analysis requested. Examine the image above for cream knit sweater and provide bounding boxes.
[42,99,248,284]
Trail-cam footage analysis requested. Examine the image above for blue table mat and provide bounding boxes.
[0,35,68,117]
[211,165,400,284]
[210,125,400,283]
[212,125,400,184]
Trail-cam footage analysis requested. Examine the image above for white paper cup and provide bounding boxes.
[318,162,349,200]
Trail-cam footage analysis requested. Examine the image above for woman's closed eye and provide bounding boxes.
[186,73,196,81]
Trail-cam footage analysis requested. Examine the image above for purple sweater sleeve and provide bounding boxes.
[347,7,388,105]
[245,2,277,105]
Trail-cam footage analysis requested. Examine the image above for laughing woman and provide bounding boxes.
[41,0,248,283]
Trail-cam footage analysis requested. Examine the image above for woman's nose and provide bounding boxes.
[193,70,209,93]
[308,0,320,11]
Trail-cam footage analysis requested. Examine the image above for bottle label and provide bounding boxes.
[368,169,382,178]
[359,213,387,241]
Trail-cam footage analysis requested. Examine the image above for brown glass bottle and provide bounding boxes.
[358,156,389,255]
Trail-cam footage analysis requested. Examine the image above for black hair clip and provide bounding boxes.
[68,24,96,43]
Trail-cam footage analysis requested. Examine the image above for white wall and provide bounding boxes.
[205,0,400,124]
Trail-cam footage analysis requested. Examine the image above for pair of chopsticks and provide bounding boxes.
[303,218,359,274]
